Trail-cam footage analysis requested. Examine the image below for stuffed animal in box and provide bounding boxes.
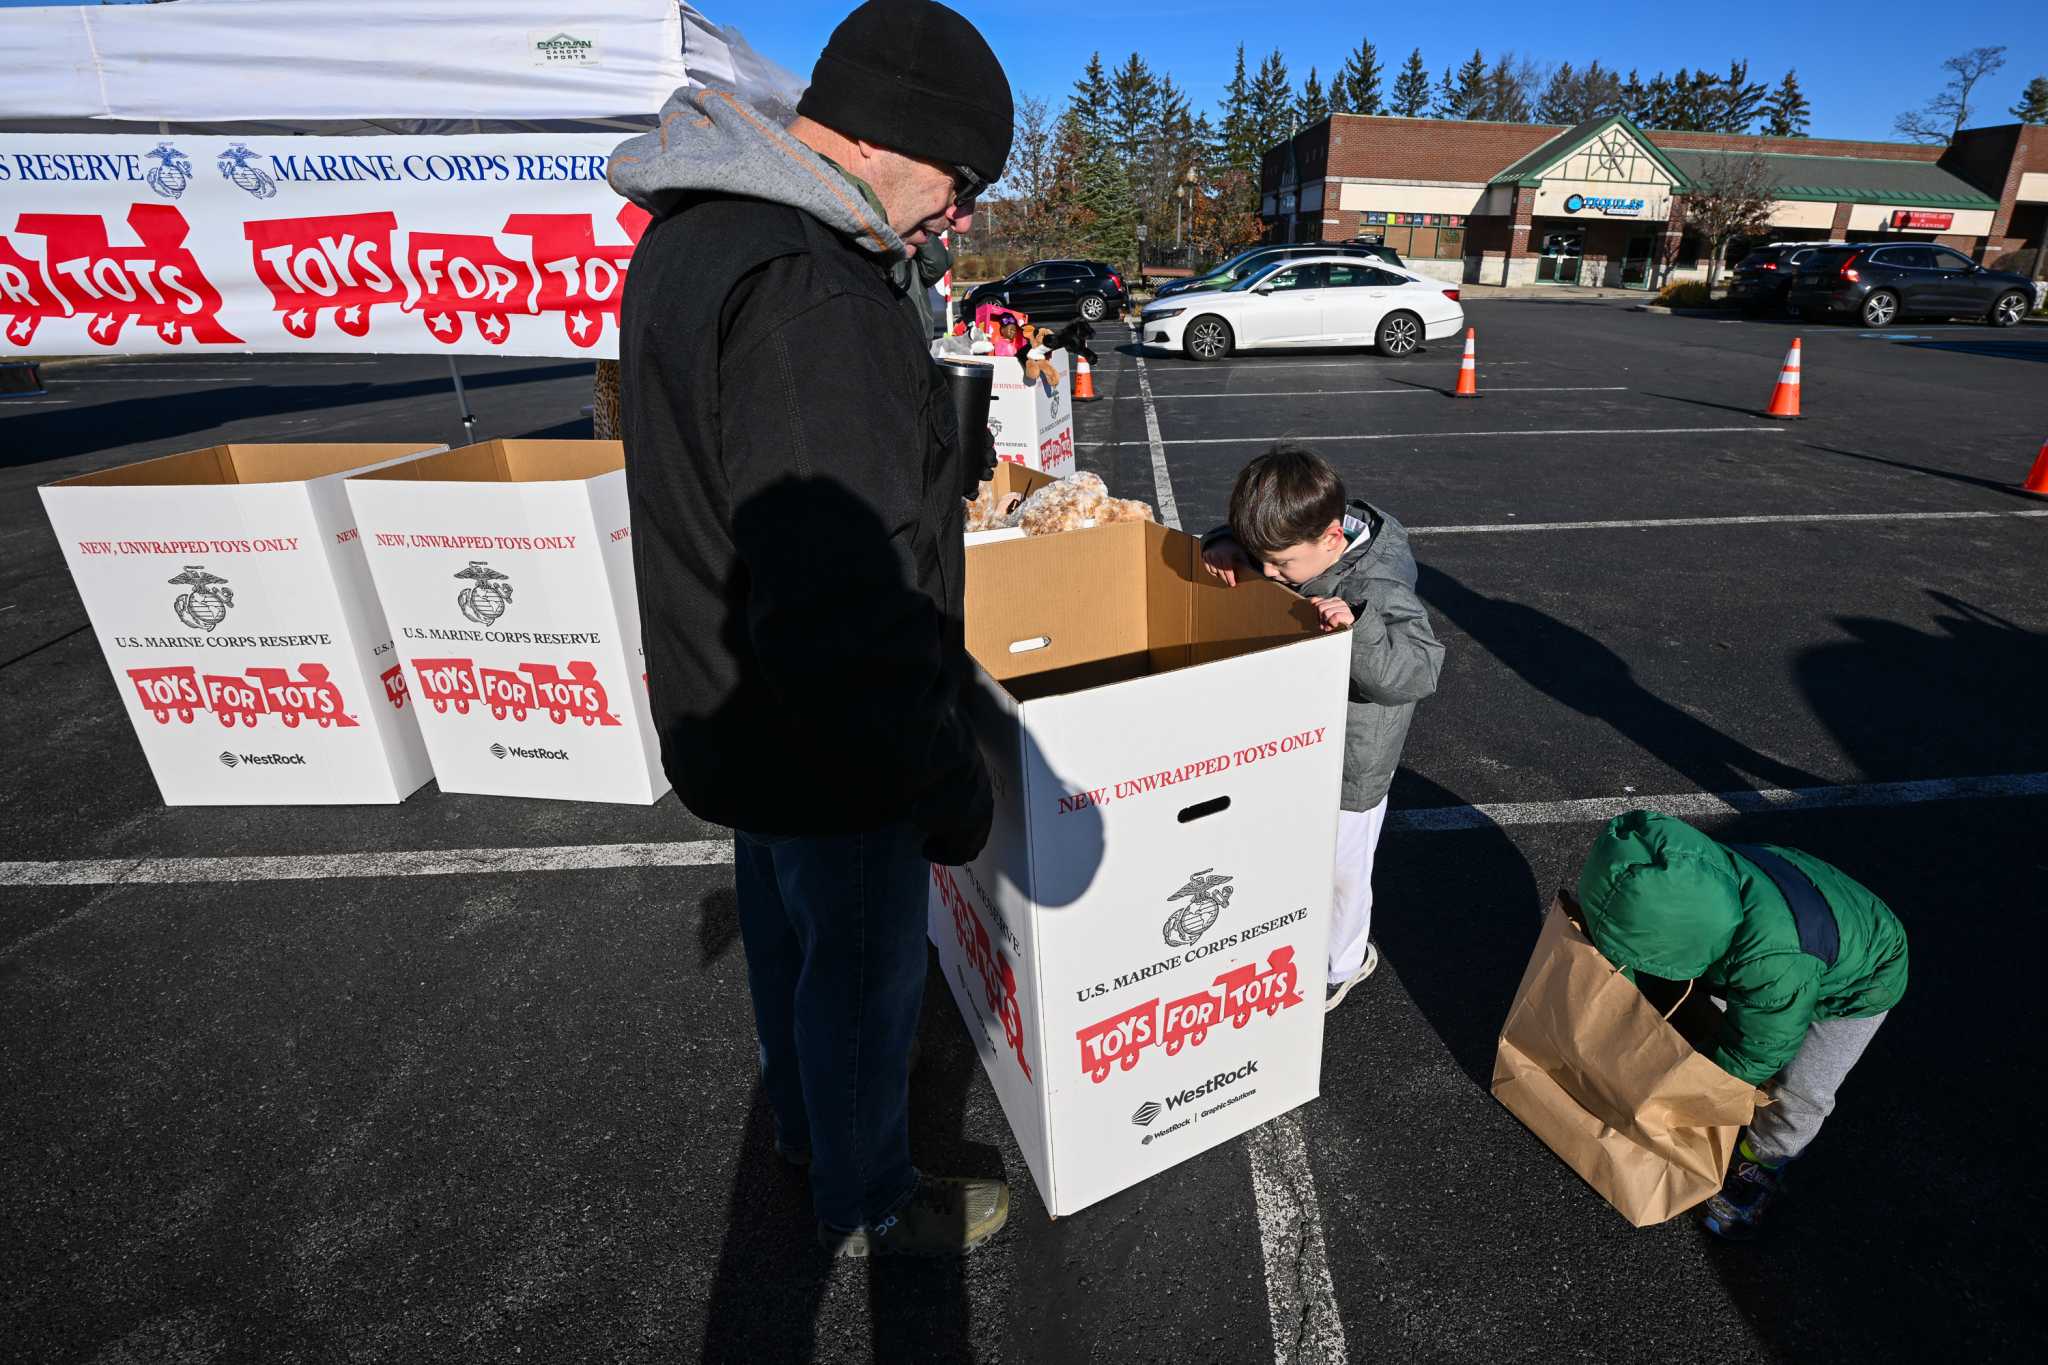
[1014,472,1154,536]
[964,476,1029,532]
[1018,324,1061,391]
[1047,318,1098,367]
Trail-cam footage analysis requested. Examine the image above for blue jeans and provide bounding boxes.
[732,824,930,1230]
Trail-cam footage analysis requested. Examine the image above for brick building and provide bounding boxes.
[1261,113,2047,289]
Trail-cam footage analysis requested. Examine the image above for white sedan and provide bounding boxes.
[1139,256,1466,361]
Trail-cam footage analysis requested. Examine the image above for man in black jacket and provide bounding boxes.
[610,1,1010,1257]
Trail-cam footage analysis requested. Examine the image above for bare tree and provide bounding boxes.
[1682,149,1777,292]
[1895,46,2007,142]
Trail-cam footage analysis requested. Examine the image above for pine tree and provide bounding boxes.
[1337,35,1385,115]
[1537,61,1581,124]
[1436,50,1486,119]
[1762,70,1812,137]
[1483,54,1530,122]
[1251,48,1294,146]
[1069,52,1109,142]
[1392,49,1430,117]
[1075,126,1138,266]
[1583,62,1624,119]
[1107,53,1160,173]
[2013,75,2048,124]
[1215,45,1262,224]
[1620,69,1649,123]
[1297,67,1330,127]
[1711,59,1768,133]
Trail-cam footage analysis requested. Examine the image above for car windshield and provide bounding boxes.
[1226,262,1289,292]
[1200,249,1271,283]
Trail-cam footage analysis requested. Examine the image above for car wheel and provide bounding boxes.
[1989,290,2027,328]
[1184,315,1232,362]
[1860,290,1898,327]
[1375,311,1422,357]
[1077,293,1108,322]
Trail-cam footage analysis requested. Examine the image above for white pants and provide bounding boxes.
[1329,797,1389,985]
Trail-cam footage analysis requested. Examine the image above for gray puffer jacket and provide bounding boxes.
[1214,501,1443,809]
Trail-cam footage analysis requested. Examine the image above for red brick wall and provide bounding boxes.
[1650,129,1944,161]
[1326,115,1563,183]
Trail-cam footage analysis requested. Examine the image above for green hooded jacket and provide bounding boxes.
[1576,811,1908,1085]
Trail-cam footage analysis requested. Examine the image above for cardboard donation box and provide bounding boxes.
[964,463,1058,546]
[985,352,1075,477]
[344,441,668,805]
[1492,895,1767,1227]
[930,521,1350,1215]
[39,444,441,806]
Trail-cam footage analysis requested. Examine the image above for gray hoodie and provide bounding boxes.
[610,85,908,261]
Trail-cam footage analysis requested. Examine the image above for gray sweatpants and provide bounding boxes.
[1746,1010,1889,1164]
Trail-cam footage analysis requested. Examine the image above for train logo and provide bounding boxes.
[127,662,359,729]
[409,656,621,727]
[217,142,278,200]
[144,143,193,200]
[1076,946,1304,1084]
[1162,868,1235,948]
[454,561,514,626]
[932,864,1033,1082]
[169,565,234,632]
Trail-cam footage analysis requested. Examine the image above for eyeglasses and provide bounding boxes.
[948,162,987,207]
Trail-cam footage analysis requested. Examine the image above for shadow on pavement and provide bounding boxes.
[1802,443,2044,501]
[1901,337,2048,362]
[1417,563,1825,794]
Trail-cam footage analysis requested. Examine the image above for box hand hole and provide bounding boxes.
[1177,795,1230,824]
[1008,635,1052,654]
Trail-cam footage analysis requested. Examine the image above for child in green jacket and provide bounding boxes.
[1577,810,1908,1241]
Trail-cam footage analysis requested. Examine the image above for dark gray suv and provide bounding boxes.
[1786,243,2039,327]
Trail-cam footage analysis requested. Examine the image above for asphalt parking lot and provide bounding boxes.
[4,300,2047,1363]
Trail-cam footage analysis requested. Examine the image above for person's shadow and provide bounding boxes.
[1418,563,1824,795]
[683,475,1105,1360]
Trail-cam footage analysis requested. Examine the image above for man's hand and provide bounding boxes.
[1310,596,1355,632]
[1201,536,1257,587]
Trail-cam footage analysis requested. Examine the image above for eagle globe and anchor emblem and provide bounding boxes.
[218,142,278,199]
[169,565,233,631]
[1162,868,1236,948]
[144,144,194,200]
[455,561,514,626]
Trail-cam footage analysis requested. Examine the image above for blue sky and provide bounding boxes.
[6,1,2043,142]
[736,3,2048,144]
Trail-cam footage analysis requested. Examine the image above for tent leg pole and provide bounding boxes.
[447,356,479,445]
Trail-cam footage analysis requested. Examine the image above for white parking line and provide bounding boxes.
[1089,425,1788,449]
[1410,509,2048,535]
[1134,352,1181,529]
[1116,386,1627,402]
[8,771,2046,890]
[1141,359,1532,374]
[1248,1113,1348,1365]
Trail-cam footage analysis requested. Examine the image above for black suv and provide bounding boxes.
[1786,243,2039,327]
[960,260,1128,322]
[1153,241,1407,301]
[1727,241,1847,315]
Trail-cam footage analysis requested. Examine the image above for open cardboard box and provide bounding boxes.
[39,443,441,805]
[930,520,1350,1215]
[964,462,1059,546]
[344,440,668,805]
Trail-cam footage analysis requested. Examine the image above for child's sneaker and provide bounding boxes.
[1699,1141,1787,1242]
[818,1175,1010,1258]
[1325,941,1380,1012]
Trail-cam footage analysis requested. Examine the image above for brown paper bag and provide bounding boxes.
[1492,893,1765,1227]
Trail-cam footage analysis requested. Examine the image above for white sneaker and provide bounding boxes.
[1324,941,1379,1012]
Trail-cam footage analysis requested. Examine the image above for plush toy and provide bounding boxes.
[1018,324,1062,391]
[964,476,1029,532]
[1014,472,1155,537]
[1047,318,1098,367]
[989,317,1026,358]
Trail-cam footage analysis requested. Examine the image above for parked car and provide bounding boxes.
[1726,241,1849,315]
[1152,241,1407,302]
[1785,243,2038,327]
[959,259,1128,323]
[1139,257,1464,361]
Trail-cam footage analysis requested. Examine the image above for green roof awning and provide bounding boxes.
[1660,147,1997,209]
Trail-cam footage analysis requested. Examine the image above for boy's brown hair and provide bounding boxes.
[1227,445,1347,560]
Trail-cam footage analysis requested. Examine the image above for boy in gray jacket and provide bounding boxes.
[1202,446,1445,1010]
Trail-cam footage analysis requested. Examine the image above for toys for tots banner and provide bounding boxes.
[0,135,646,359]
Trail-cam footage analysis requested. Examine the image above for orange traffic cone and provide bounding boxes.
[2023,440,2048,496]
[1764,338,1803,418]
[1072,355,1098,401]
[1452,328,1480,398]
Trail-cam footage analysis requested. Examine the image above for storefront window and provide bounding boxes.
[1381,225,1464,259]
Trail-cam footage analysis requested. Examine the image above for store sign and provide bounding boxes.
[1563,194,1645,217]
[1891,210,1954,230]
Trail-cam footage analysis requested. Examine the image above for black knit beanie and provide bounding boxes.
[796,0,1014,186]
